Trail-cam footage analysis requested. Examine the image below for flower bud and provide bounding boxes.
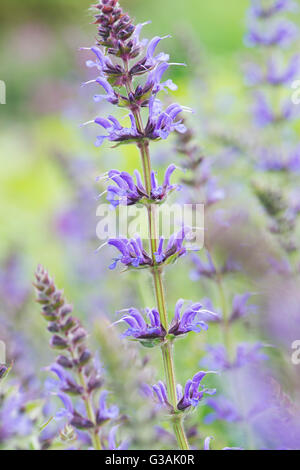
[57,355,74,369]
[88,375,104,393]
[48,322,60,333]
[50,335,68,350]
[78,350,92,366]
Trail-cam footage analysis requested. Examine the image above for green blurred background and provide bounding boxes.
[2,0,300,450]
[0,0,249,269]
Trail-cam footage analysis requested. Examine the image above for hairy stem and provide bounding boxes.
[173,415,190,450]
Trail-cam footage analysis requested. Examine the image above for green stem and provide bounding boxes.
[161,342,189,449]
[161,342,177,408]
[173,416,190,450]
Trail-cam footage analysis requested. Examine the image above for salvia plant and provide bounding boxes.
[172,115,267,447]
[80,0,220,450]
[3,0,300,453]
[33,265,122,450]
[245,0,300,259]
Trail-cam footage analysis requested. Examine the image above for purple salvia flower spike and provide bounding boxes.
[33,265,119,450]
[82,0,218,450]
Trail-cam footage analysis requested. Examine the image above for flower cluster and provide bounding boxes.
[256,145,300,172]
[114,300,213,347]
[150,371,216,412]
[90,102,187,147]
[246,21,298,48]
[246,0,298,47]
[114,307,166,345]
[245,0,300,128]
[245,55,300,87]
[101,164,179,208]
[82,1,217,450]
[108,227,196,270]
[82,1,188,147]
[203,343,268,371]
[189,248,268,441]
[252,91,298,127]
[190,251,240,281]
[34,265,121,449]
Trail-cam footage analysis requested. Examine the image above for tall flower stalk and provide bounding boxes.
[33,265,121,450]
[173,116,267,448]
[82,0,214,449]
[244,0,300,260]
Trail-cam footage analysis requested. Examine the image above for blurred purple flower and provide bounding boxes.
[209,365,300,449]
[203,343,268,371]
[249,0,297,19]
[106,426,129,450]
[204,396,241,424]
[205,179,225,206]
[245,55,300,86]
[229,293,254,322]
[190,294,254,326]
[253,93,275,126]
[0,389,33,443]
[0,254,29,311]
[96,391,119,425]
[245,21,298,48]
[267,55,300,85]
[257,145,300,172]
[190,251,240,281]
[87,100,188,147]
